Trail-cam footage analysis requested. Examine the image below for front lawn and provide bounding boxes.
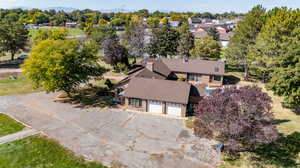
[0,113,25,137]
[0,135,106,168]
[0,77,43,96]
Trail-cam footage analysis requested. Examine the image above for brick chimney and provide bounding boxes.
[146,62,154,71]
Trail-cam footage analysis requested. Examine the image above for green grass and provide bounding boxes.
[67,28,85,36]
[185,117,195,129]
[0,135,106,168]
[0,77,43,96]
[0,113,25,137]
[29,27,85,38]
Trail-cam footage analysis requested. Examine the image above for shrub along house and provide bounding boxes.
[117,58,225,117]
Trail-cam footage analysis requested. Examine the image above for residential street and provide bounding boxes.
[0,92,220,168]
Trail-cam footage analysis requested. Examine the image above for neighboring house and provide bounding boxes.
[188,17,202,27]
[216,26,227,34]
[169,20,180,27]
[219,32,234,48]
[192,27,208,39]
[117,58,225,117]
[65,22,77,28]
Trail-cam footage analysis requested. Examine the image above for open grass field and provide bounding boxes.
[0,135,106,168]
[29,27,85,37]
[0,113,25,137]
[0,77,43,96]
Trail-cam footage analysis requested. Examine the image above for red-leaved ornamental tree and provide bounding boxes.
[194,86,279,152]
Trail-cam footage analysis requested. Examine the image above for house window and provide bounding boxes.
[213,75,222,81]
[129,98,142,107]
[188,74,202,82]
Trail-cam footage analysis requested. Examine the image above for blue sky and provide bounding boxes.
[0,0,299,13]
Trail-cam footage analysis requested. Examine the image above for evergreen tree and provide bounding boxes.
[147,25,179,57]
[177,24,195,58]
[224,5,266,79]
[249,7,300,81]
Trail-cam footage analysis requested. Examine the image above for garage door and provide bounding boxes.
[148,100,163,113]
[167,103,182,117]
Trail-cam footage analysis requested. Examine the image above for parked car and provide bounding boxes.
[17,54,29,60]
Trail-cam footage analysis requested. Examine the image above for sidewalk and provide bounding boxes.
[0,129,40,145]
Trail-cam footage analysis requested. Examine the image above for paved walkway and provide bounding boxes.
[0,129,39,145]
[0,92,220,168]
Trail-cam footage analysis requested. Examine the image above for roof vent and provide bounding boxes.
[214,67,219,72]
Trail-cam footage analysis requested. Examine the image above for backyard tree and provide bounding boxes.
[124,21,145,61]
[250,7,300,82]
[207,27,220,41]
[190,36,221,61]
[23,40,105,95]
[102,36,129,69]
[177,24,195,58]
[90,25,116,46]
[147,25,179,57]
[193,86,279,153]
[31,28,68,44]
[146,17,160,28]
[224,5,266,79]
[0,21,28,60]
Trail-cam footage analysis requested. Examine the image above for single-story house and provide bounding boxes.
[117,58,225,117]
[65,22,77,28]
[123,78,191,117]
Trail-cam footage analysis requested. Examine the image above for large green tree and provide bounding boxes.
[249,7,300,81]
[224,5,266,79]
[0,21,28,60]
[31,28,68,44]
[90,25,116,47]
[147,25,179,57]
[190,36,221,61]
[177,24,195,58]
[266,27,300,106]
[23,40,104,94]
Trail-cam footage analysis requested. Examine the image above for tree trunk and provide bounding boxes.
[11,51,15,60]
[244,63,250,81]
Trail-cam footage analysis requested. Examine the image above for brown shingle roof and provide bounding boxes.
[160,58,225,76]
[116,68,166,87]
[123,78,191,104]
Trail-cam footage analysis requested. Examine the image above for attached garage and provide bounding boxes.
[166,103,182,116]
[148,100,163,113]
[123,78,191,117]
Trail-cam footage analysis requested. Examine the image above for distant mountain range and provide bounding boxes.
[11,6,177,13]
[43,7,78,12]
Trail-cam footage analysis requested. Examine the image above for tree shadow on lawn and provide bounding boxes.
[251,132,300,168]
[223,75,241,85]
[0,59,24,69]
[56,85,116,109]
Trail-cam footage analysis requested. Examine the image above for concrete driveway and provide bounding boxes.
[0,92,220,168]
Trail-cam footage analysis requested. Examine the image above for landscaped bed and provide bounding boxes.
[0,113,24,137]
[0,135,106,168]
